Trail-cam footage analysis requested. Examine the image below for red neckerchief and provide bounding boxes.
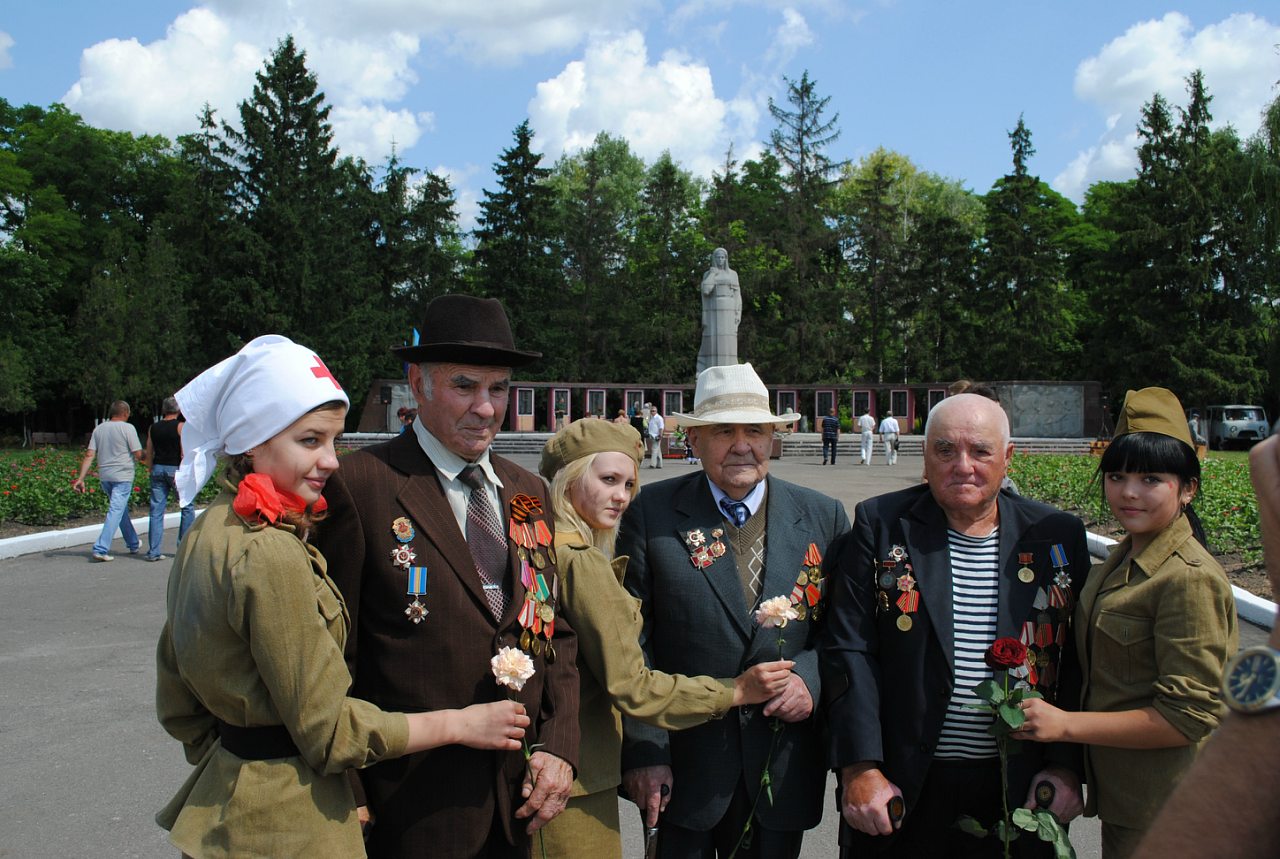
[232,472,327,524]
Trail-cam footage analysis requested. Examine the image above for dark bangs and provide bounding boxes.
[1097,432,1199,484]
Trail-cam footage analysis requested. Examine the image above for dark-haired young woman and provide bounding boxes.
[1014,387,1237,859]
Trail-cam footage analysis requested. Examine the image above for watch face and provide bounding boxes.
[1226,650,1280,711]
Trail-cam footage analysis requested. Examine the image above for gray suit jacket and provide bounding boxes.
[619,471,850,831]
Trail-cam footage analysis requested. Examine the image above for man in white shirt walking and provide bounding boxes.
[856,410,876,466]
[648,407,666,469]
[878,412,901,466]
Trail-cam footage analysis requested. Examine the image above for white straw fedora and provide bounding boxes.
[671,363,801,428]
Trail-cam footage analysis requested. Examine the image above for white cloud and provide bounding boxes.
[58,0,656,162]
[1055,12,1280,200]
[529,30,739,176]
[764,7,814,66]
[330,105,427,164]
[0,31,14,70]
[206,0,653,63]
[62,8,264,140]
[435,162,483,234]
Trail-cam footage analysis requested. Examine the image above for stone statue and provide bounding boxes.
[697,247,741,373]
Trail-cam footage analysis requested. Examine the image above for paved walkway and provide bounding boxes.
[1,452,1268,857]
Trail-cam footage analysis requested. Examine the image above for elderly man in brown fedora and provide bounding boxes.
[317,295,580,859]
[618,363,850,858]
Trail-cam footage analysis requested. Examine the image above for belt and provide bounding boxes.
[216,719,301,760]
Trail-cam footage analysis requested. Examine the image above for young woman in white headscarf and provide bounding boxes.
[536,419,795,859]
[154,336,528,858]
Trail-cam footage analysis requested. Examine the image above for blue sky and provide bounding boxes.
[2,2,1277,228]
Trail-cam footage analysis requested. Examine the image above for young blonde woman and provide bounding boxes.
[537,419,794,858]
[1015,387,1238,858]
[154,336,527,858]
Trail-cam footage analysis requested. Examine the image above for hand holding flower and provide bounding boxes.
[454,700,529,751]
[732,659,795,706]
[1011,697,1071,743]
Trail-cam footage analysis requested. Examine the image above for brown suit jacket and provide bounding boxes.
[316,432,580,859]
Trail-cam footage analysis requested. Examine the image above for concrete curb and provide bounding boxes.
[1089,531,1275,630]
[0,509,204,560]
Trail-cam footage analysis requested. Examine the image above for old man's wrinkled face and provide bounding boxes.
[924,397,1012,521]
[689,423,771,500]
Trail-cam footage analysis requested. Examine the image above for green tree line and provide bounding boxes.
[2,38,1278,432]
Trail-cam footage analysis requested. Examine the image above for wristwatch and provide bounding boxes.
[1222,645,1280,714]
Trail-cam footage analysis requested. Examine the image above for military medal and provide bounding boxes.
[685,527,724,570]
[890,573,921,627]
[1017,552,1035,584]
[390,544,416,569]
[789,544,826,619]
[1048,545,1071,608]
[392,517,415,543]
[404,565,429,624]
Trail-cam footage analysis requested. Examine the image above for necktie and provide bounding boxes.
[720,498,750,528]
[459,465,509,619]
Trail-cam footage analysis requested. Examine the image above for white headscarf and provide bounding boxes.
[175,335,350,505]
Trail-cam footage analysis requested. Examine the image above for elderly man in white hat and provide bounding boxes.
[617,363,850,859]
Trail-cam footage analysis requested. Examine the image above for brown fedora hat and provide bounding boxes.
[391,294,541,367]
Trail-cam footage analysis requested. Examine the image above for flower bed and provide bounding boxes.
[1008,452,1268,598]
[0,447,219,526]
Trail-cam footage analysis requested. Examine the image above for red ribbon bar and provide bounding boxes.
[534,519,553,547]
[804,543,823,567]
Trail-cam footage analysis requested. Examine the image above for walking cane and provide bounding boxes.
[886,795,905,831]
[642,783,669,859]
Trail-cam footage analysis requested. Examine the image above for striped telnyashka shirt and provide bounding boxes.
[934,527,1000,760]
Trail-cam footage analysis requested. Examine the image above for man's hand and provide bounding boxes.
[1023,766,1083,822]
[762,673,813,722]
[515,751,573,833]
[840,763,902,836]
[621,765,673,828]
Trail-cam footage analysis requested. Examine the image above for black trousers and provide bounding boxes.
[822,438,837,463]
[657,777,804,859]
[840,759,1054,859]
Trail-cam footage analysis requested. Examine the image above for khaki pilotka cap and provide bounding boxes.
[539,419,644,481]
[1113,387,1195,449]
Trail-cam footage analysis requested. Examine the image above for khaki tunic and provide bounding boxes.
[541,535,734,857]
[155,489,409,858]
[1077,513,1237,829]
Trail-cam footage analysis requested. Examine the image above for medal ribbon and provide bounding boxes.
[407,566,428,595]
[1049,544,1067,568]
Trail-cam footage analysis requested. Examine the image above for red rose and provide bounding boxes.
[984,637,1027,670]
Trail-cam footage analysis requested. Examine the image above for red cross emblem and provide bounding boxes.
[310,356,341,390]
